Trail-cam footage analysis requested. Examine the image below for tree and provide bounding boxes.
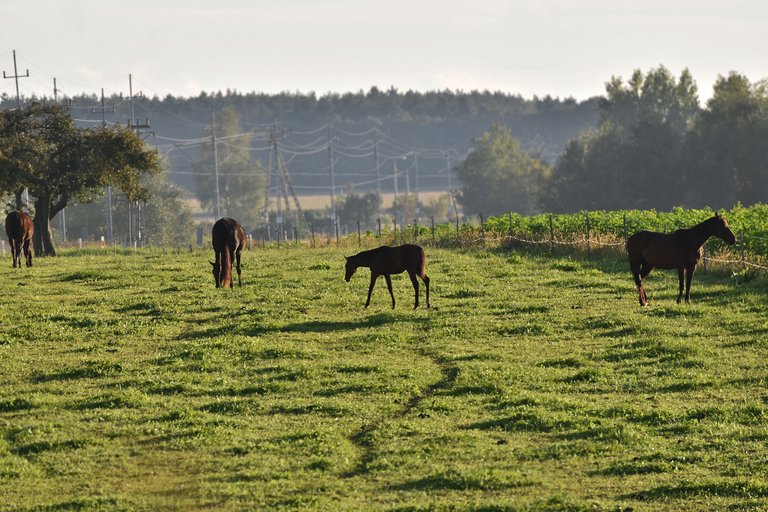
[337,192,380,228]
[194,106,266,228]
[683,73,768,208]
[454,124,549,216]
[0,104,161,256]
[542,67,699,212]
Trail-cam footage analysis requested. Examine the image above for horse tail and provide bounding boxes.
[419,246,427,279]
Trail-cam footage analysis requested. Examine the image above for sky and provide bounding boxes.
[2,0,768,103]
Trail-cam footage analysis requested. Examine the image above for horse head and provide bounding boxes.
[344,256,356,282]
[712,213,737,245]
[210,260,221,288]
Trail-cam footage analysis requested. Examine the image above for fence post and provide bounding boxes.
[334,220,339,245]
[740,233,746,271]
[455,214,460,242]
[431,215,435,244]
[508,211,513,241]
[413,219,419,242]
[549,214,554,253]
[585,212,591,258]
[294,226,298,245]
[623,212,628,244]
[393,219,398,245]
[377,218,382,239]
[357,221,361,246]
[480,213,485,247]
[310,224,315,248]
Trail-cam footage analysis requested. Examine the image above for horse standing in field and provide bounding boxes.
[5,211,34,268]
[626,213,736,306]
[345,244,430,309]
[211,217,246,288]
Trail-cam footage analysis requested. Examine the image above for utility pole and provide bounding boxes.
[393,159,399,200]
[414,153,420,218]
[3,50,29,109]
[93,88,116,245]
[446,151,453,218]
[54,77,71,243]
[211,110,221,220]
[327,125,337,224]
[374,142,382,217]
[4,51,30,209]
[127,74,152,247]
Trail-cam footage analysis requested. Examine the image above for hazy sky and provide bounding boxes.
[2,0,767,102]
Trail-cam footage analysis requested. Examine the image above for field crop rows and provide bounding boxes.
[0,247,767,511]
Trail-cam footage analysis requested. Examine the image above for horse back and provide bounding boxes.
[212,217,243,253]
[627,230,697,269]
[4,211,33,242]
[371,244,425,276]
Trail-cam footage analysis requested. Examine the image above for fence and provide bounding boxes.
[244,210,768,274]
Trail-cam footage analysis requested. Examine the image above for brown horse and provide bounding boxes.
[345,244,430,309]
[626,213,736,306]
[211,217,246,288]
[5,211,34,268]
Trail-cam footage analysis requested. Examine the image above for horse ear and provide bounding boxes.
[344,256,348,260]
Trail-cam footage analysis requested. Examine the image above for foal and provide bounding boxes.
[626,213,736,306]
[4,211,34,268]
[211,217,246,288]
[345,244,430,309]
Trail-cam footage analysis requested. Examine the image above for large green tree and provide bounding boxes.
[0,104,161,256]
[682,73,768,208]
[454,124,549,216]
[194,106,266,229]
[542,67,699,212]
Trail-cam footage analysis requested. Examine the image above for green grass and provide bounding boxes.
[1,246,767,511]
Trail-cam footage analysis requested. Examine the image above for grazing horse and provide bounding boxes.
[5,211,34,268]
[210,217,246,288]
[626,213,736,306]
[345,244,430,309]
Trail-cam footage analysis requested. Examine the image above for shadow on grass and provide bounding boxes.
[12,439,89,456]
[275,312,419,334]
[34,361,122,382]
[387,470,534,492]
[624,480,768,501]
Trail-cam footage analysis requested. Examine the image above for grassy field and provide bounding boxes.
[1,245,767,511]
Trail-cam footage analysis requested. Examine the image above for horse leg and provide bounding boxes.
[235,251,242,287]
[685,264,696,304]
[423,274,430,308]
[9,240,17,268]
[676,268,685,304]
[408,271,419,309]
[384,274,395,309]
[365,273,378,308]
[24,238,32,267]
[630,259,645,306]
[639,263,653,306]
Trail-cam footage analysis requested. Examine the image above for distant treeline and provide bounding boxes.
[0,86,600,192]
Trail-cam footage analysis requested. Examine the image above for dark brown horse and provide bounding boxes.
[626,213,736,306]
[211,217,246,288]
[345,244,430,309]
[5,211,34,268]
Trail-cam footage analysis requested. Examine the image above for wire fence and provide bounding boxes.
[240,211,768,275]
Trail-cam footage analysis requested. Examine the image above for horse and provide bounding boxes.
[345,244,430,309]
[5,211,34,268]
[210,217,246,288]
[626,213,736,306]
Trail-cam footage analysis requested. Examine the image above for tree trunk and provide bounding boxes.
[32,195,57,257]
